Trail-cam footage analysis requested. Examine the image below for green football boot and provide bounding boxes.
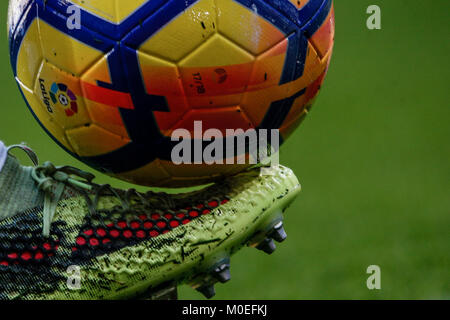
[0,144,300,300]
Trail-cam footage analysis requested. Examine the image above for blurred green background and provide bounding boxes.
[0,0,448,299]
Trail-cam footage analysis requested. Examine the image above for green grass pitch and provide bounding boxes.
[0,0,448,299]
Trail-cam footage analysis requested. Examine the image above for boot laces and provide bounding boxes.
[8,144,178,237]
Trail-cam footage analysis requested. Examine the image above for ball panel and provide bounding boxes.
[247,39,288,89]
[68,0,118,23]
[34,60,91,130]
[288,0,313,10]
[241,39,288,126]
[80,55,112,86]
[280,68,328,139]
[42,0,167,42]
[66,124,130,157]
[265,0,324,27]
[138,0,217,62]
[115,0,155,23]
[15,19,42,89]
[18,82,75,153]
[277,88,310,132]
[38,20,104,76]
[304,69,328,106]
[216,0,286,56]
[83,100,129,139]
[179,34,254,109]
[80,55,131,138]
[169,106,253,137]
[69,0,149,24]
[137,51,189,135]
[309,5,335,59]
[242,33,327,129]
[300,41,323,84]
[179,34,254,68]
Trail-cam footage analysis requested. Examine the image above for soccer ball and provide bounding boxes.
[8,0,334,187]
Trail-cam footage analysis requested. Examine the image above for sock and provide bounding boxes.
[0,153,44,220]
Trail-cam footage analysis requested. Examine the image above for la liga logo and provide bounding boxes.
[49,82,78,117]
